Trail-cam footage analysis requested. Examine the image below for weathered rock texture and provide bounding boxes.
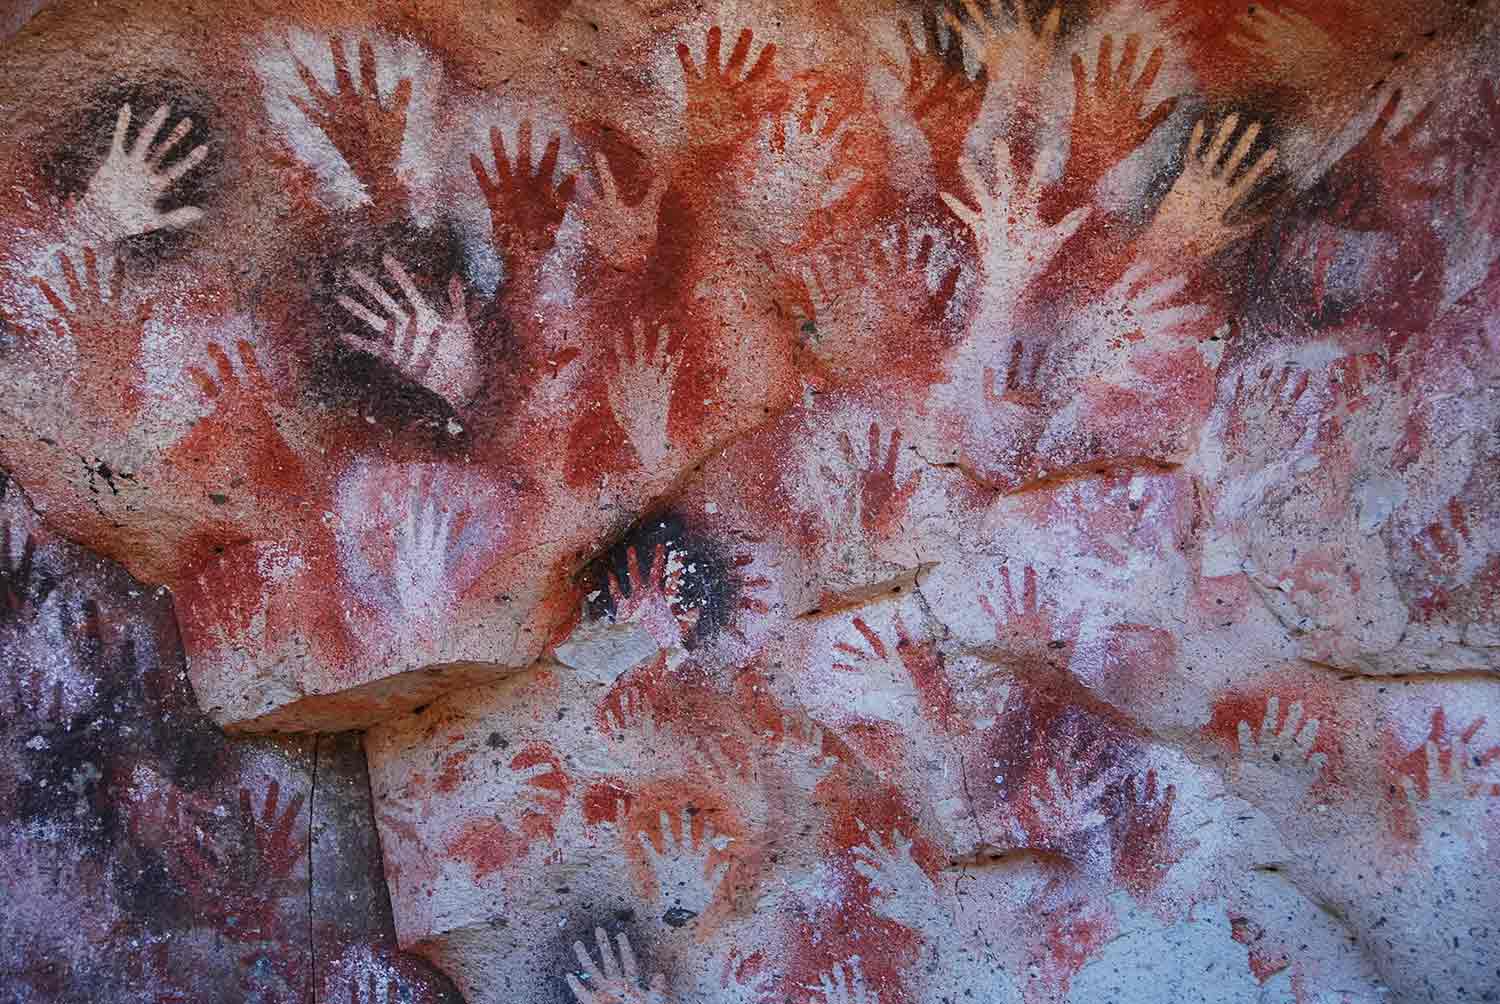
[0,478,462,1001]
[1,0,1499,1002]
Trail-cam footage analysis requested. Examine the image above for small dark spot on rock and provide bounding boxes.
[662,907,698,928]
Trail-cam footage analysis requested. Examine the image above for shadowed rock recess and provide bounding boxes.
[1,0,1497,1001]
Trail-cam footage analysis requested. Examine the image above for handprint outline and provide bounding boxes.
[471,120,577,270]
[290,36,413,205]
[636,806,733,920]
[73,102,208,241]
[1064,34,1178,200]
[606,319,680,471]
[566,928,670,1004]
[1145,112,1278,258]
[335,252,480,410]
[1231,696,1328,803]
[817,422,918,538]
[946,0,1062,96]
[942,136,1091,311]
[583,152,667,271]
[677,26,779,151]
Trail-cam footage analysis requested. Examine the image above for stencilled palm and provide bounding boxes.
[676,26,779,151]
[1232,696,1327,803]
[816,422,919,538]
[1029,732,1126,844]
[335,253,480,410]
[775,714,843,787]
[1440,163,1500,312]
[584,153,667,271]
[290,36,412,202]
[1108,767,1192,896]
[637,806,733,920]
[1401,735,1499,839]
[567,928,671,1004]
[74,102,208,241]
[188,565,272,660]
[125,772,221,875]
[942,136,1091,312]
[1218,359,1320,484]
[599,685,669,769]
[601,685,658,740]
[981,338,1048,408]
[607,319,680,470]
[946,0,1061,95]
[798,224,963,367]
[959,665,1012,734]
[748,90,864,244]
[470,120,578,267]
[829,616,922,724]
[695,734,758,791]
[177,337,312,503]
[873,222,966,318]
[1327,87,1445,227]
[850,821,940,928]
[6,661,65,728]
[605,541,701,647]
[237,779,308,884]
[798,253,863,351]
[884,11,985,175]
[1065,34,1178,197]
[34,248,153,360]
[1144,113,1278,258]
[811,958,876,1004]
[976,563,1080,669]
[496,757,566,820]
[1224,4,1337,92]
[384,472,463,623]
[1409,497,1486,591]
[1096,262,1209,345]
[33,248,153,421]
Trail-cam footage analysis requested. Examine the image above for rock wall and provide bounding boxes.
[1,1,1498,1002]
[0,478,462,1001]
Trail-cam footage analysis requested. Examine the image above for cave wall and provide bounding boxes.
[0,478,462,1001]
[1,1,1498,1002]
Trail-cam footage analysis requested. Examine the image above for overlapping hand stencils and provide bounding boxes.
[1,6,1497,1004]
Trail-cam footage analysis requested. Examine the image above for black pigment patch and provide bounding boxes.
[536,902,675,1004]
[581,511,738,648]
[661,906,698,928]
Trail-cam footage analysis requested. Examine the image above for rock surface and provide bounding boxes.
[1,0,1499,1002]
[0,477,462,1002]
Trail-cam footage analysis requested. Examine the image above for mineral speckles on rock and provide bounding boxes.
[2,0,1500,1002]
